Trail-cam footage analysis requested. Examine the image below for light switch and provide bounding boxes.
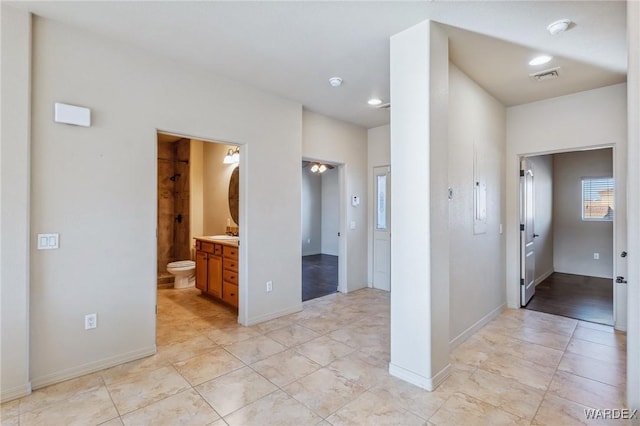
[37,233,59,250]
[350,221,356,230]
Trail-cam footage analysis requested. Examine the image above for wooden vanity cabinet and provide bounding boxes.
[194,239,238,308]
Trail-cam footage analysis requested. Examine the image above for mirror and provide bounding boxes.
[228,166,239,224]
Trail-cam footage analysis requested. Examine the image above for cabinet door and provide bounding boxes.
[195,251,208,292]
[207,254,223,298]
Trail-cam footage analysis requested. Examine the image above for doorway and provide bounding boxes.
[519,148,615,325]
[301,160,340,301]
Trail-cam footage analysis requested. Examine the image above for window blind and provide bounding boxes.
[582,177,614,221]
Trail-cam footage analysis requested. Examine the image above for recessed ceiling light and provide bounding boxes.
[368,98,383,106]
[529,55,553,66]
[547,19,572,35]
[328,77,343,87]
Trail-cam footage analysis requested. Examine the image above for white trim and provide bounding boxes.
[388,362,451,391]
[449,303,505,351]
[0,382,32,403]
[534,269,554,286]
[244,304,302,326]
[30,346,156,390]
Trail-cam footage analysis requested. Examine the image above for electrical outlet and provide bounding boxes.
[85,313,97,330]
[594,253,600,260]
[266,281,273,292]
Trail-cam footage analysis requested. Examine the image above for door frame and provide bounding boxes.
[300,156,347,295]
[155,129,248,325]
[509,144,623,329]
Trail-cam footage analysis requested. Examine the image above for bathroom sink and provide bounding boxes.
[207,235,239,241]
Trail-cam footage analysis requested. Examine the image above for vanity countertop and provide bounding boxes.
[194,236,239,247]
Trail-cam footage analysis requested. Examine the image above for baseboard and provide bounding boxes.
[244,304,302,326]
[449,303,506,351]
[30,345,156,390]
[535,269,554,286]
[388,362,451,391]
[1,381,32,403]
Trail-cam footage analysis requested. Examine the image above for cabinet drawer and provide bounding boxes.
[223,245,238,259]
[199,241,214,254]
[223,269,238,284]
[214,244,223,256]
[223,258,238,272]
[222,283,239,307]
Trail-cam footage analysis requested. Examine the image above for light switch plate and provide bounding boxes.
[37,233,59,250]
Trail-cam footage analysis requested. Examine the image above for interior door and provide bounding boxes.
[520,159,536,306]
[373,166,391,291]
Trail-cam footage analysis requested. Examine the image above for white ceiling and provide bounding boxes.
[12,1,627,128]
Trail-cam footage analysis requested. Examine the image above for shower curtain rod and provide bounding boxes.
[158,158,189,164]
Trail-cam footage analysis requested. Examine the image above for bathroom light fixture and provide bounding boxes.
[529,55,553,66]
[305,161,334,174]
[223,146,240,164]
[329,77,343,87]
[368,98,383,106]
[547,19,572,35]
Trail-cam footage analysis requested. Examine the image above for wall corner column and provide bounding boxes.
[389,20,450,391]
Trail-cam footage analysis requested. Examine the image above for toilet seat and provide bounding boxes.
[167,260,195,271]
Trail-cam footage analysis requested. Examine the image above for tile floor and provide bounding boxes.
[1,287,627,425]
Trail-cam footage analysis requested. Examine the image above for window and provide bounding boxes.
[582,177,614,221]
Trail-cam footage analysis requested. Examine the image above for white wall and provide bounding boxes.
[367,125,391,286]
[528,155,554,283]
[203,143,238,236]
[389,20,450,391]
[506,83,627,331]
[626,0,639,409]
[26,15,302,389]
[321,169,339,256]
[301,110,368,293]
[553,149,613,278]
[301,167,322,256]
[448,64,506,345]
[1,5,32,401]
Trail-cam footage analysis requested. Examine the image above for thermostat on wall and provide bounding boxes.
[54,102,91,127]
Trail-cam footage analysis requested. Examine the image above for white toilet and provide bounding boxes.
[166,260,196,288]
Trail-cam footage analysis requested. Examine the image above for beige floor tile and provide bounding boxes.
[573,326,627,348]
[18,373,105,414]
[20,385,118,426]
[369,375,448,420]
[548,371,626,409]
[224,335,286,364]
[106,365,190,415]
[249,317,291,334]
[1,400,20,419]
[195,366,277,417]
[450,336,496,367]
[328,325,389,350]
[294,335,355,366]
[577,320,616,333]
[284,368,366,418]
[295,315,345,334]
[532,394,618,426]
[0,415,20,426]
[433,363,476,398]
[499,335,564,368]
[206,325,262,346]
[460,369,544,420]
[157,335,218,364]
[156,322,204,345]
[327,391,427,426]
[508,326,572,350]
[101,355,170,386]
[250,349,321,387]
[479,352,555,391]
[429,393,528,426]
[558,352,626,387]
[98,418,124,426]
[520,313,578,337]
[174,347,245,386]
[326,352,388,390]
[207,419,228,426]
[121,389,219,426]
[265,324,320,347]
[224,390,321,426]
[566,338,626,363]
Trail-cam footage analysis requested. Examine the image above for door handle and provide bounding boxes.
[616,276,627,284]
[533,234,540,238]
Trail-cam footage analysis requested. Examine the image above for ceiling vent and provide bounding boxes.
[376,102,391,109]
[529,67,560,82]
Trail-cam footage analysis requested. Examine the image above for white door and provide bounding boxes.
[373,166,391,291]
[520,159,536,306]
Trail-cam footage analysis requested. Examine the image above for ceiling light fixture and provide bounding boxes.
[223,146,240,164]
[529,55,553,66]
[329,77,343,87]
[368,98,383,106]
[307,162,334,174]
[547,19,572,35]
